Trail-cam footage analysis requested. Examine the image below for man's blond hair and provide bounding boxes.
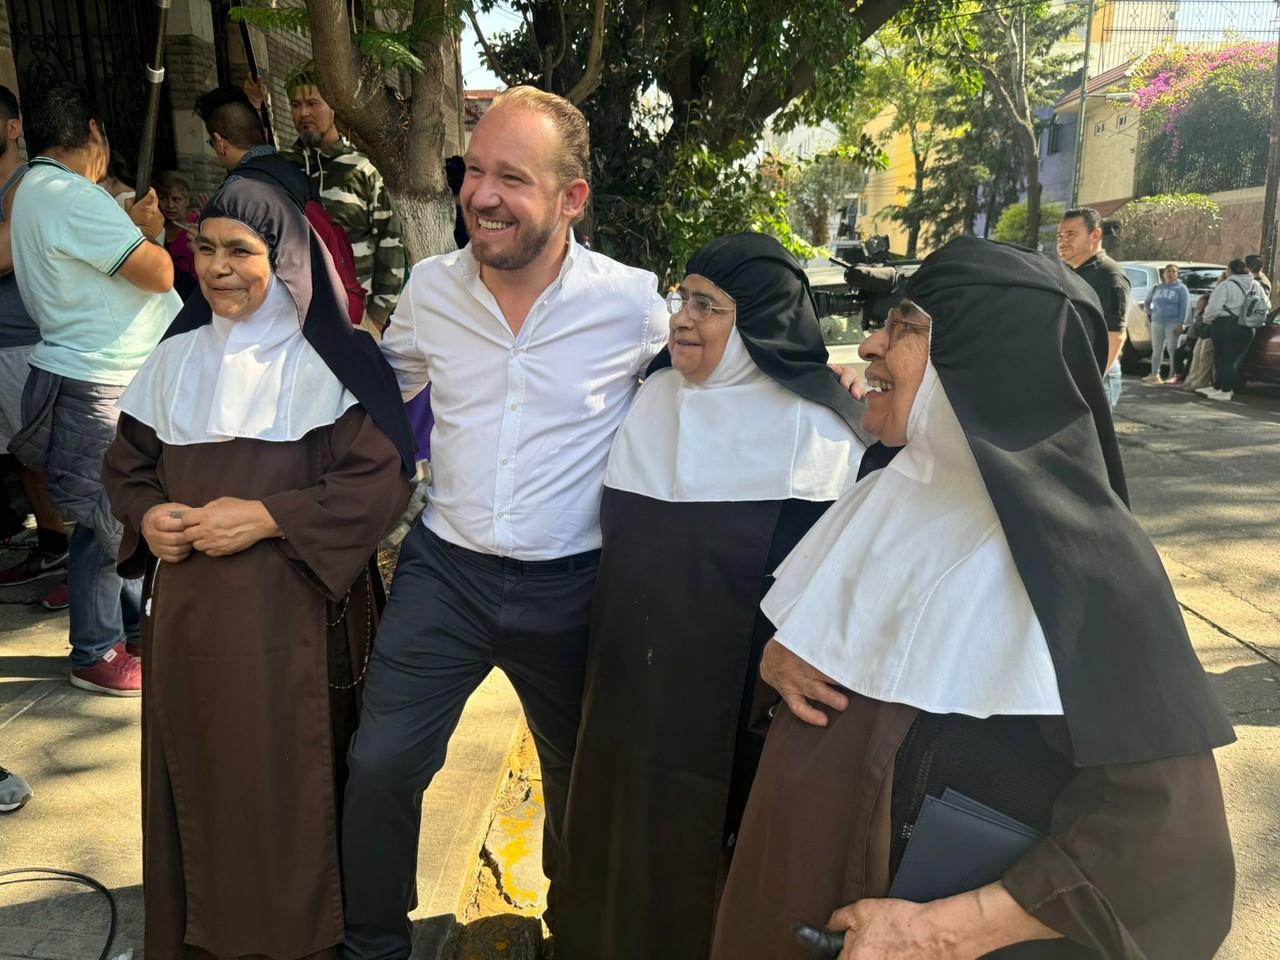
[490,86,591,187]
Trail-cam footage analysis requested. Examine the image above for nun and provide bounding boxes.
[554,233,866,960]
[101,178,414,959]
[710,238,1235,960]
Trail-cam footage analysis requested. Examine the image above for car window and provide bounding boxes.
[1181,269,1225,294]
[1123,267,1149,289]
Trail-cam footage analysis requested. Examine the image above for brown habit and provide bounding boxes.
[711,695,1235,960]
[102,406,409,960]
[555,490,829,960]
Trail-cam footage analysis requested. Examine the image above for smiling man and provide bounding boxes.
[341,86,669,958]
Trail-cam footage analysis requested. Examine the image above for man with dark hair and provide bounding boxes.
[194,86,309,206]
[0,85,70,607]
[1057,206,1130,408]
[1245,253,1271,297]
[8,81,179,695]
[1197,258,1264,401]
[276,75,405,330]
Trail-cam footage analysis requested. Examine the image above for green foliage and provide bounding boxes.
[1131,43,1275,195]
[590,139,815,285]
[230,1,460,76]
[1111,194,1221,260]
[992,200,1064,247]
[228,6,312,34]
[782,139,888,246]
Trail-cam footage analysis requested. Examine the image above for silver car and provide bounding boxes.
[1119,260,1225,371]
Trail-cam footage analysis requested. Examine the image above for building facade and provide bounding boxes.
[0,0,462,195]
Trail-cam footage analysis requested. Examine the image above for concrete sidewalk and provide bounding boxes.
[0,595,524,960]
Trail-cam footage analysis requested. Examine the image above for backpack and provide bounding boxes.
[1238,281,1269,329]
[304,200,366,327]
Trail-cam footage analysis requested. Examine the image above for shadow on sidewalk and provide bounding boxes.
[0,880,142,960]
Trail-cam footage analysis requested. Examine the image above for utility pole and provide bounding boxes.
[1261,4,1280,282]
[1069,0,1097,208]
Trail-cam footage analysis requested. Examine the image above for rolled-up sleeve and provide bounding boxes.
[1002,721,1234,960]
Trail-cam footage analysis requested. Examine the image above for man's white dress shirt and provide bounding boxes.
[381,237,667,560]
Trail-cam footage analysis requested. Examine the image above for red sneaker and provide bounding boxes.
[39,583,69,611]
[70,645,142,697]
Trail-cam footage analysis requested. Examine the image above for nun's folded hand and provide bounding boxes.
[181,497,283,558]
[141,502,196,564]
[759,638,848,726]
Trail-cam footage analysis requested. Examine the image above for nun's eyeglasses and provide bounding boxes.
[665,291,734,323]
[886,300,932,346]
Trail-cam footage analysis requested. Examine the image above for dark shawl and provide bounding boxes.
[168,178,416,474]
[646,232,862,433]
[905,237,1233,766]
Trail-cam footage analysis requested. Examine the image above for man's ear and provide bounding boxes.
[562,178,590,222]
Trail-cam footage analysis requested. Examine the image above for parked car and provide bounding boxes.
[1118,260,1225,373]
[1240,307,1280,387]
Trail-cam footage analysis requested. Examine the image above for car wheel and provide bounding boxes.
[1119,337,1143,374]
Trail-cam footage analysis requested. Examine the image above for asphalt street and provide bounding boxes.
[1114,377,1280,960]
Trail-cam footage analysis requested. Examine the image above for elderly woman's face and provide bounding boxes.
[857,301,932,445]
[193,218,273,321]
[668,274,736,383]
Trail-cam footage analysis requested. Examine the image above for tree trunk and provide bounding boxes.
[1020,123,1042,249]
[389,188,459,265]
[305,0,455,268]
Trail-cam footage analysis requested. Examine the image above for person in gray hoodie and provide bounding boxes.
[1143,264,1189,384]
[1197,258,1263,401]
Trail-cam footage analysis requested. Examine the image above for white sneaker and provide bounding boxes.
[1204,388,1233,401]
[1193,386,1215,396]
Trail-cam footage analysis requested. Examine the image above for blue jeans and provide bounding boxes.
[67,523,141,668]
[1149,317,1181,377]
[1104,362,1122,409]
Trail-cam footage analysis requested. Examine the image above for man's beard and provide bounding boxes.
[469,210,559,271]
[299,128,324,149]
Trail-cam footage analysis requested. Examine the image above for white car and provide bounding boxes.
[1119,260,1225,372]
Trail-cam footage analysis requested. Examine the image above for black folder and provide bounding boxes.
[887,789,1042,903]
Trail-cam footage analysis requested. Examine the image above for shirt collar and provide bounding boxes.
[239,144,278,163]
[29,156,76,176]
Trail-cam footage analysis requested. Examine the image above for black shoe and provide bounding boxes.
[0,548,70,586]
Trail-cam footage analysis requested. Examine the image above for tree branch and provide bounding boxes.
[305,0,393,143]
[566,0,608,104]
[466,7,520,88]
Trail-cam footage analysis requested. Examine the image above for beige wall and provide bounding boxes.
[1077,97,1139,206]
[861,107,921,256]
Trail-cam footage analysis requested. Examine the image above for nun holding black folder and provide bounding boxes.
[711,238,1236,960]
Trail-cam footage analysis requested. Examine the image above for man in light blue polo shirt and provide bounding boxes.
[9,81,179,696]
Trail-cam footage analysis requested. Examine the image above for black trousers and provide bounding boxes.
[1210,316,1256,392]
[341,524,596,959]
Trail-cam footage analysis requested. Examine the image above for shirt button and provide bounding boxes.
[498,512,507,519]
[501,458,509,465]
[510,403,518,411]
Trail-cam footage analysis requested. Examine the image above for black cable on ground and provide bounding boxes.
[0,867,116,960]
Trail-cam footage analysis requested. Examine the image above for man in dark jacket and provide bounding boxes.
[1057,206,1130,409]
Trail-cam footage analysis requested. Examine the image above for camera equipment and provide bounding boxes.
[826,233,910,328]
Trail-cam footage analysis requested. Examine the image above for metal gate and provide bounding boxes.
[7,0,177,181]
